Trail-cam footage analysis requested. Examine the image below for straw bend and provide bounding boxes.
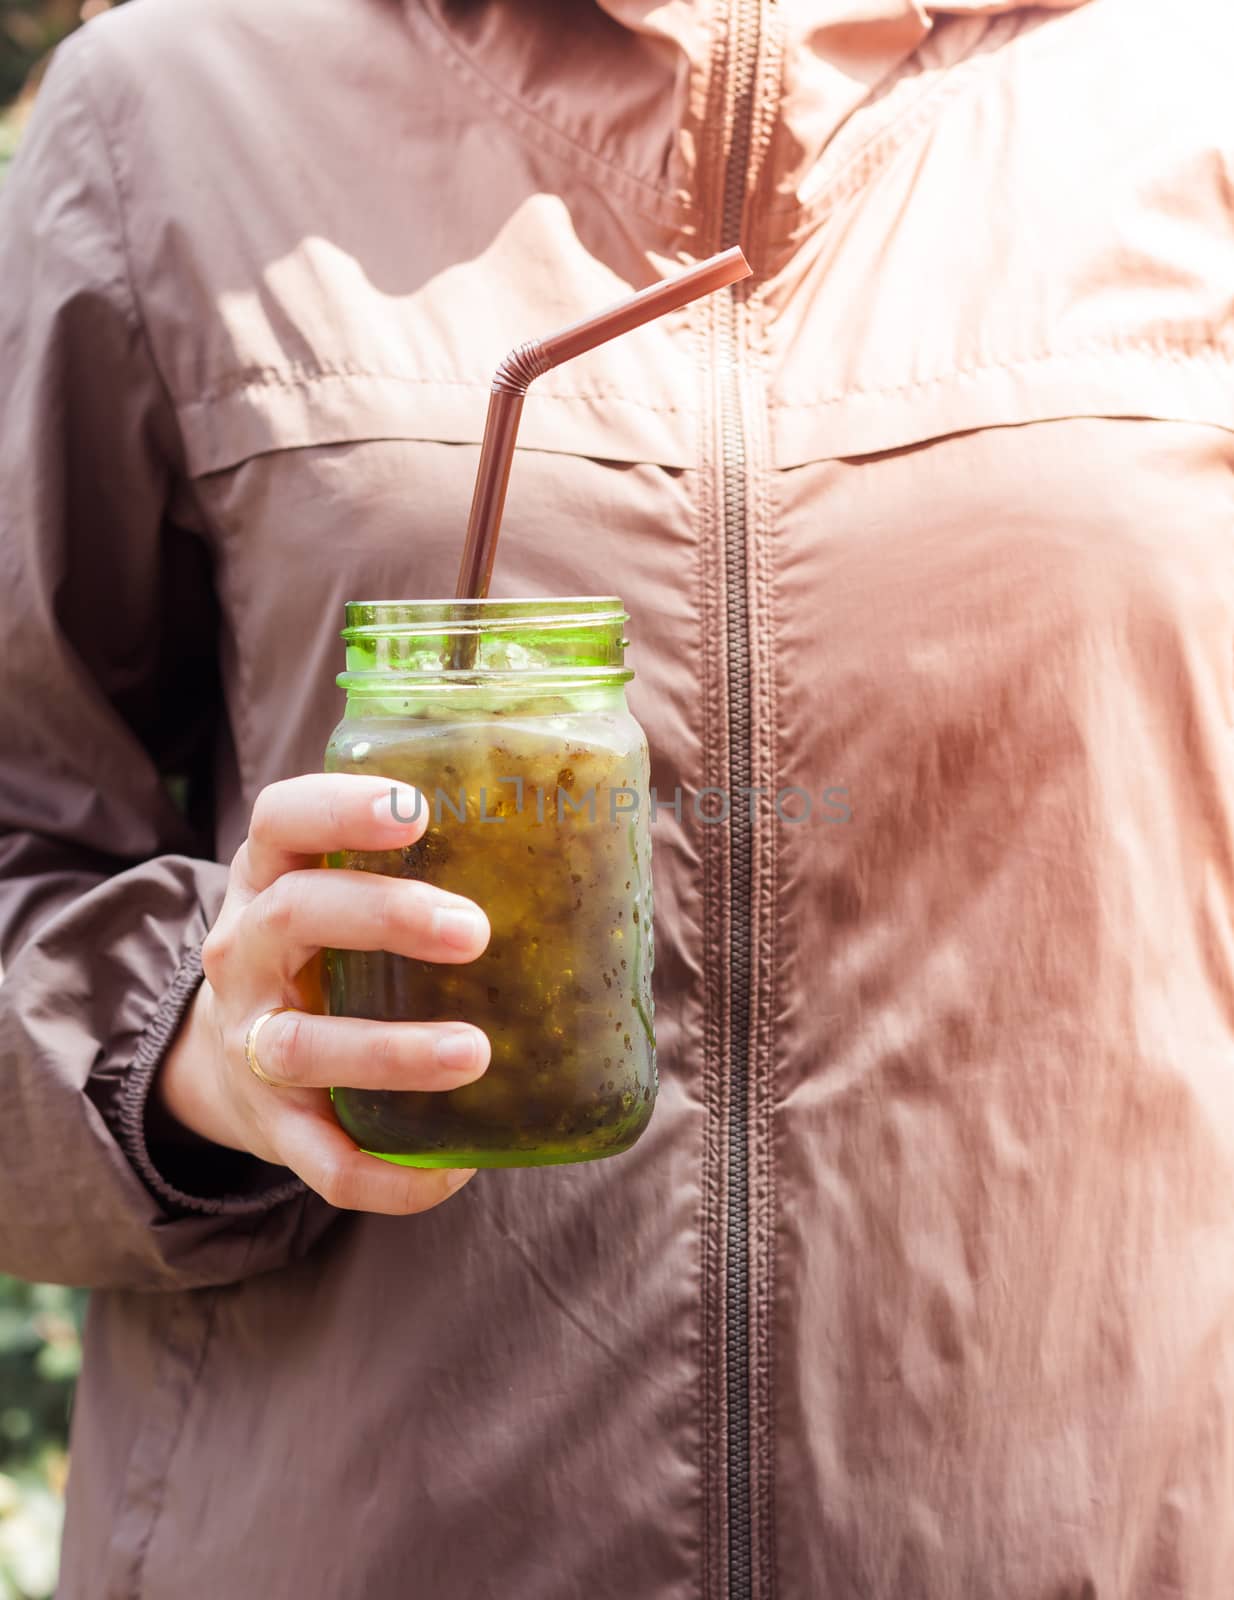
[493,340,554,396]
[457,244,752,603]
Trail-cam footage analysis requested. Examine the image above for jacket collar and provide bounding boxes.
[409,1,1094,247]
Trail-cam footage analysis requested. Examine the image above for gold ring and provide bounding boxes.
[244,1006,294,1088]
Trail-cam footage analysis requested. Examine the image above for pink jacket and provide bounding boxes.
[2,1,1234,1594]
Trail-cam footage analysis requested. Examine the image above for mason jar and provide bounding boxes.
[323,598,656,1167]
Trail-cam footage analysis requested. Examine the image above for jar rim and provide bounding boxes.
[345,596,623,605]
[342,596,627,638]
[338,596,633,687]
[336,667,634,693]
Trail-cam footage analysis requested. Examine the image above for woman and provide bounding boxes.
[2,0,1233,1594]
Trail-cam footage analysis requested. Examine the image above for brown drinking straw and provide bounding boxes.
[454,245,752,606]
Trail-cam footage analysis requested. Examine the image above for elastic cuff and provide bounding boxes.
[116,944,306,1217]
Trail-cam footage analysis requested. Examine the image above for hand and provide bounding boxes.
[156,774,491,1214]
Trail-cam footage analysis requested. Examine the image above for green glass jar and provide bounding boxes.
[323,598,656,1167]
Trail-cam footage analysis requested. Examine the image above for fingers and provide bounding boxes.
[242,869,491,978]
[250,1010,491,1092]
[275,1107,476,1215]
[241,774,430,891]
[204,771,494,1215]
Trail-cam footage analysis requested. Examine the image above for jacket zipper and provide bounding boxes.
[716,3,762,1596]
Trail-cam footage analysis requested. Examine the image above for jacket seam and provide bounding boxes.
[71,28,186,475]
[786,73,961,222]
[744,272,780,1600]
[690,285,728,1600]
[404,6,697,232]
[775,2,1104,242]
[775,21,1033,237]
[778,68,976,241]
[183,342,1234,420]
[180,366,699,414]
[769,341,1234,411]
[128,1285,223,1600]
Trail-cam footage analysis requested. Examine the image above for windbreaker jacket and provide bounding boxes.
[4,1,1234,1595]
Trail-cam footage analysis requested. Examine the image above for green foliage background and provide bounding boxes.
[0,1283,85,1599]
[0,1,75,106]
[1,2,129,180]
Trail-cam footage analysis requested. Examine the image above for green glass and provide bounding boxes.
[324,598,656,1167]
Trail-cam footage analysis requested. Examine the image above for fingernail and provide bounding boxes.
[434,1029,481,1075]
[374,785,424,828]
[445,1168,476,1194]
[431,906,487,951]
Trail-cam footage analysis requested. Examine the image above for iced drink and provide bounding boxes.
[323,600,656,1167]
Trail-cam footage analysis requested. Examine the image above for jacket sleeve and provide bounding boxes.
[0,32,335,1291]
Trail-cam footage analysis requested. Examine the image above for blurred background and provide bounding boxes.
[0,1286,82,1600]
[1,9,122,1591]
[1,0,119,180]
